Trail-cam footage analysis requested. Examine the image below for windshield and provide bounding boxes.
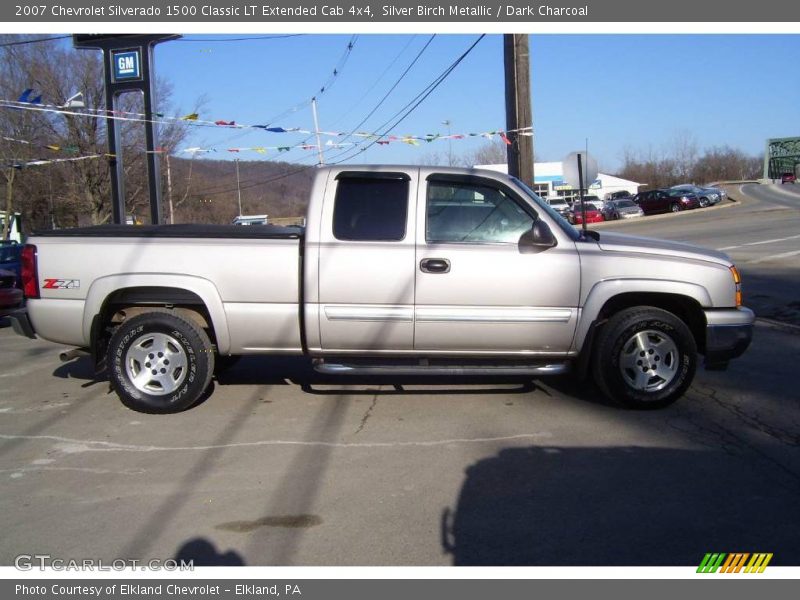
[510,177,580,241]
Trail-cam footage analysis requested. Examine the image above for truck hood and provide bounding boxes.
[593,231,732,266]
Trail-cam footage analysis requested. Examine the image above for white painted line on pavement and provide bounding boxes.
[746,249,800,264]
[0,431,553,452]
[718,233,800,251]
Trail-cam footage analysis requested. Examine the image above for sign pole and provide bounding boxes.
[577,154,588,238]
[74,35,180,225]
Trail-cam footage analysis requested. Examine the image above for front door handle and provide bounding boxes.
[420,258,450,273]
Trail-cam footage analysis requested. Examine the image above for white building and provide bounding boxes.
[475,161,642,204]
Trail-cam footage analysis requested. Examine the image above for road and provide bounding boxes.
[0,184,798,567]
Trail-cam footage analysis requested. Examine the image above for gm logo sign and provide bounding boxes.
[112,49,141,81]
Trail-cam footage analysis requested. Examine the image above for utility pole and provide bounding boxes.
[504,34,534,186]
[235,158,243,217]
[311,97,325,166]
[2,168,15,240]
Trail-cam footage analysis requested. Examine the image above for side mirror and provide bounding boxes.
[518,219,557,254]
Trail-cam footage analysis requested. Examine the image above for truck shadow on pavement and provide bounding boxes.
[443,445,800,566]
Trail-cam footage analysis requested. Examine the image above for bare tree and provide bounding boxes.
[0,35,197,230]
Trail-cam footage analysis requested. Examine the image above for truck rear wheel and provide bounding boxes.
[592,306,697,409]
[108,310,215,413]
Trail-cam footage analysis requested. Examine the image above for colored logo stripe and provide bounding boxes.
[697,553,726,573]
[697,552,772,573]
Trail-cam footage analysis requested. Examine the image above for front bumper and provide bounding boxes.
[4,307,36,339]
[703,307,754,368]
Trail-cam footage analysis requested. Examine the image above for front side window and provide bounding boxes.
[333,177,409,241]
[426,181,534,243]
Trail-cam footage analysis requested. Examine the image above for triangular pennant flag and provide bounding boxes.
[277,147,290,152]
[45,145,60,151]
[376,141,390,146]
[227,148,240,153]
[266,127,287,133]
[180,113,199,121]
[18,89,33,103]
[215,120,236,126]
[252,147,267,154]
[499,132,512,146]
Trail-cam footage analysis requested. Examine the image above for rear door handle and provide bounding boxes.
[420,258,450,273]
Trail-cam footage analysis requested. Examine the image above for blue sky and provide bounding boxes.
[146,34,798,171]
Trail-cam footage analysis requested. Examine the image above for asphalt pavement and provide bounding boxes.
[0,183,798,567]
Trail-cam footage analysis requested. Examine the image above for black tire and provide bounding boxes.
[108,310,215,413]
[699,197,709,208]
[670,203,681,213]
[592,306,697,409]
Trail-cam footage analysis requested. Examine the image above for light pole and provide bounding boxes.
[235,158,242,217]
[442,119,453,166]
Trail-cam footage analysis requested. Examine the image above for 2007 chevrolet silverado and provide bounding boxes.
[8,166,754,413]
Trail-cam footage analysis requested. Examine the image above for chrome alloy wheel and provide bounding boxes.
[619,329,679,393]
[124,332,188,396]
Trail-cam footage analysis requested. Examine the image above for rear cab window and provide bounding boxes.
[333,176,409,241]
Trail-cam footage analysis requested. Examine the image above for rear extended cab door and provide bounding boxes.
[312,169,419,352]
[413,171,581,354]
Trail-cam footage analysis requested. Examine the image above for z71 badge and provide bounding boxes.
[43,278,80,290]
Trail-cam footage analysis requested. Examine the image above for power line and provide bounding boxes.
[334,35,436,147]
[175,34,305,43]
[328,34,486,165]
[189,34,486,196]
[328,35,418,127]
[0,35,71,47]
[261,35,358,127]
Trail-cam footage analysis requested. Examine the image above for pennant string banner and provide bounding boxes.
[3,153,111,170]
[0,98,532,149]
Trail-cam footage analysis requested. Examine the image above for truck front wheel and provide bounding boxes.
[108,310,215,413]
[592,306,697,409]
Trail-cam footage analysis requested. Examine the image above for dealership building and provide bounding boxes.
[475,162,642,204]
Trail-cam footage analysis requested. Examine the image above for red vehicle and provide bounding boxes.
[781,172,797,184]
[634,188,700,215]
[572,207,605,224]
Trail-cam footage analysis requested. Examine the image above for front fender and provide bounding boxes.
[573,278,711,351]
[82,273,232,354]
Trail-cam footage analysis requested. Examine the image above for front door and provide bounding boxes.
[414,175,580,354]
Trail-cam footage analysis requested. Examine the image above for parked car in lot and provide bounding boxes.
[0,268,23,312]
[605,190,633,201]
[781,172,797,184]
[670,184,724,208]
[572,206,605,224]
[547,197,572,219]
[602,199,644,220]
[9,165,753,412]
[635,189,700,215]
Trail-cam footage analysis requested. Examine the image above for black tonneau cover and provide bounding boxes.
[32,224,303,239]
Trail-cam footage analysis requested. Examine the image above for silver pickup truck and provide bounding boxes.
[9,166,753,413]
